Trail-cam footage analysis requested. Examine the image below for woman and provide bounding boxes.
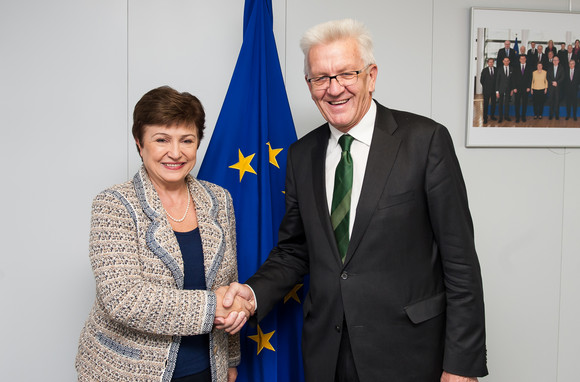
[531,62,548,119]
[546,39,557,57]
[574,39,580,59]
[76,86,252,382]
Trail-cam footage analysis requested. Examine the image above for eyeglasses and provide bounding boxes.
[307,65,371,90]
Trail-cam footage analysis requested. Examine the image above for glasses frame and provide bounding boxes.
[307,65,371,90]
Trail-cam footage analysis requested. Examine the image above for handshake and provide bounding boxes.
[214,283,256,334]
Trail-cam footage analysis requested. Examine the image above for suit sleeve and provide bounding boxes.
[424,126,488,377]
[246,144,310,322]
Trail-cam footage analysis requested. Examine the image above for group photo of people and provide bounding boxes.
[473,34,580,128]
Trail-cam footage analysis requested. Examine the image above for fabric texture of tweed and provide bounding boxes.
[76,166,240,381]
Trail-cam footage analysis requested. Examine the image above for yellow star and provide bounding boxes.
[248,325,276,355]
[284,283,303,304]
[266,142,283,168]
[229,149,257,182]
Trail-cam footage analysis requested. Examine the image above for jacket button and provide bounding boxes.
[335,325,341,332]
[340,272,348,280]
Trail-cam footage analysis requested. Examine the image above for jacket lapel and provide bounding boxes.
[134,167,225,290]
[344,103,401,265]
[311,126,344,265]
[187,177,225,290]
[134,167,185,289]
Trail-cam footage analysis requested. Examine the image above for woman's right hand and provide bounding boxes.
[214,286,254,333]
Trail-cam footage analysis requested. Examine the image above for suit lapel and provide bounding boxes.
[310,126,344,265]
[344,103,401,265]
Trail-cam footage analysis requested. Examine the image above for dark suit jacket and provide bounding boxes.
[480,66,496,96]
[496,65,513,94]
[527,48,538,66]
[547,65,565,89]
[562,52,578,68]
[247,101,488,382]
[497,47,517,69]
[513,63,532,91]
[558,49,568,64]
[537,52,548,69]
[564,67,580,96]
[546,46,558,57]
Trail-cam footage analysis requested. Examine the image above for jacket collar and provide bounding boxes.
[133,166,225,289]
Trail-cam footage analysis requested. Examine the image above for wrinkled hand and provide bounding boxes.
[214,285,254,334]
[440,371,478,382]
[214,282,256,334]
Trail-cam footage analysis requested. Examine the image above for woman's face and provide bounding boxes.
[137,123,198,190]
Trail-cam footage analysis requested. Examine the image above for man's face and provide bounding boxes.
[570,60,576,69]
[306,38,377,133]
[487,59,494,67]
[568,45,573,53]
[520,56,526,65]
[531,42,536,49]
[504,41,511,49]
[553,57,559,66]
[538,45,544,53]
[503,57,510,67]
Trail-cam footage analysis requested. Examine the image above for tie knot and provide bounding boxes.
[338,134,354,152]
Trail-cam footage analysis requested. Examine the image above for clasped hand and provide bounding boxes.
[214,283,256,334]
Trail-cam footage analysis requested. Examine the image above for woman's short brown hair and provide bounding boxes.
[132,86,205,152]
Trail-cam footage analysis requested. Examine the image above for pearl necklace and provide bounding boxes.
[164,192,191,223]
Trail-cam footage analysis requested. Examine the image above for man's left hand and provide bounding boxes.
[441,371,478,382]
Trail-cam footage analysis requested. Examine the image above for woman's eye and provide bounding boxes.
[156,138,167,143]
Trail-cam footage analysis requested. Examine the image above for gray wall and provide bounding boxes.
[1,0,579,380]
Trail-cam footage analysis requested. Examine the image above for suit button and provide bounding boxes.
[340,272,348,280]
[335,325,341,332]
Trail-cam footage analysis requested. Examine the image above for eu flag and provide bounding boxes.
[514,37,519,57]
[197,0,303,381]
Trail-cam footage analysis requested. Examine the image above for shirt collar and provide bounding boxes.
[328,100,376,148]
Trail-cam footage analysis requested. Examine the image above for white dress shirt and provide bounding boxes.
[325,101,376,237]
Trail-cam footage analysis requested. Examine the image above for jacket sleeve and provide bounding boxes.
[246,144,310,322]
[89,190,216,336]
[223,190,241,367]
[424,126,488,377]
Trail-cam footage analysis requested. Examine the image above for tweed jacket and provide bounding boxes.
[76,167,240,382]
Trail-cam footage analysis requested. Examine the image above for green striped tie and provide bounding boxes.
[331,134,354,262]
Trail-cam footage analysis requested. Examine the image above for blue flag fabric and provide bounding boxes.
[197,0,303,381]
[514,37,519,56]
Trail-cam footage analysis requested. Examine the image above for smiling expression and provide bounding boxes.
[306,38,377,133]
[137,123,198,190]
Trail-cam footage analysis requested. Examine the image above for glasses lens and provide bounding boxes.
[337,72,358,86]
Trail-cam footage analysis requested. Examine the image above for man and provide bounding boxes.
[218,19,487,382]
[496,57,513,123]
[547,55,564,120]
[512,54,532,123]
[527,41,538,68]
[497,40,517,69]
[537,44,547,69]
[480,57,497,124]
[558,43,568,63]
[564,59,580,120]
[519,45,527,57]
[546,51,555,71]
[563,44,577,69]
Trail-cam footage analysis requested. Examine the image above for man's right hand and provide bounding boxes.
[214,283,256,334]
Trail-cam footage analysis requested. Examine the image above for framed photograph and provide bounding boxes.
[467,8,580,147]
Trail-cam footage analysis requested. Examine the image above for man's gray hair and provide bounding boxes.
[300,19,376,75]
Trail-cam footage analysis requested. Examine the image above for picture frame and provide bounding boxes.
[467,7,580,147]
